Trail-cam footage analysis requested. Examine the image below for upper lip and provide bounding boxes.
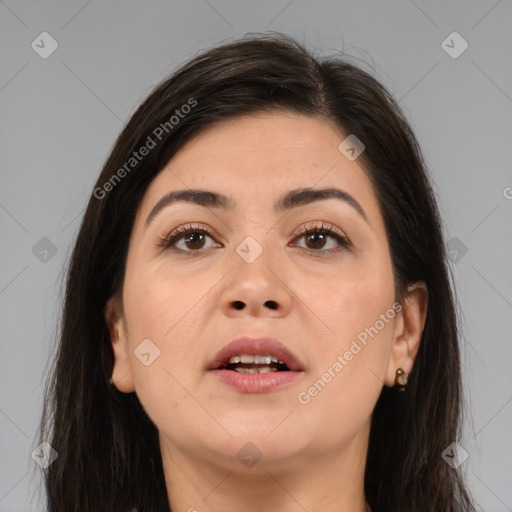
[207,337,305,371]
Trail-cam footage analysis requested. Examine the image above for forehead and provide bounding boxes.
[136,113,381,226]
[166,112,354,170]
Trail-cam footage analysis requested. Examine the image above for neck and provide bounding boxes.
[160,427,370,512]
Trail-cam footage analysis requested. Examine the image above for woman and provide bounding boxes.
[38,32,476,511]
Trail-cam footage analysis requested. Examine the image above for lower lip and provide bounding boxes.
[209,369,304,393]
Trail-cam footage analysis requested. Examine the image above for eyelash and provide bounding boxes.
[157,222,351,255]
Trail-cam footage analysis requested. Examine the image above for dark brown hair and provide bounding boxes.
[38,32,476,511]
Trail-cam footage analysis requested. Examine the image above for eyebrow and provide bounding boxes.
[144,187,369,230]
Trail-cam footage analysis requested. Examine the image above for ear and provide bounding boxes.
[384,282,428,387]
[104,294,135,393]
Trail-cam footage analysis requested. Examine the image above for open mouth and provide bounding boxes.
[208,340,304,392]
[218,355,290,374]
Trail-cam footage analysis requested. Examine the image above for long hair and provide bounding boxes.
[38,32,476,512]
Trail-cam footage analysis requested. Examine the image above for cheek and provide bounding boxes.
[296,363,383,445]
[296,298,394,441]
[303,255,395,345]
[123,257,210,341]
[121,267,208,394]
[298,259,395,402]
[121,271,209,435]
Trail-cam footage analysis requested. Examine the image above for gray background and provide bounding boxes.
[1,1,511,510]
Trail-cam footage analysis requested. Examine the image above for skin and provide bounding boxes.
[105,112,428,512]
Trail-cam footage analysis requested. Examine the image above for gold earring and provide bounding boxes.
[395,368,408,391]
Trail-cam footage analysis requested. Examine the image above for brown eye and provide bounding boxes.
[292,222,351,254]
[158,224,221,252]
[158,221,351,255]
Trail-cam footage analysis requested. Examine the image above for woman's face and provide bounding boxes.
[107,112,425,474]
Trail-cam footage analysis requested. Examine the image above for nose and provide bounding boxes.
[219,244,293,318]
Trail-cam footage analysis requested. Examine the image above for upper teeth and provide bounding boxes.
[228,354,285,365]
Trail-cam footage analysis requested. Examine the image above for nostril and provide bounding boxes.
[231,300,277,310]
